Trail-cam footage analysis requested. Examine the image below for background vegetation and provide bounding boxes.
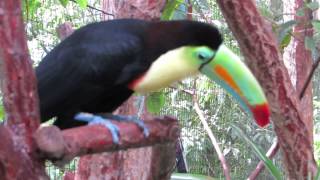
[1,0,318,179]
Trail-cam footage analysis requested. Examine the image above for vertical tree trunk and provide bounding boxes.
[294,0,314,143]
[216,0,316,178]
[0,1,48,179]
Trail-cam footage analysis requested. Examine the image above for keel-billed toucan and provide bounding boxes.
[36,19,270,134]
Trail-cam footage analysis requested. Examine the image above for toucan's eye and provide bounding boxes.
[198,53,207,61]
[197,51,214,62]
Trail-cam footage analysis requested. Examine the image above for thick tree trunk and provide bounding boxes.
[0,1,47,179]
[216,0,316,178]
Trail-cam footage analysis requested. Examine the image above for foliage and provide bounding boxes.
[232,125,282,180]
[0,105,4,122]
[18,0,320,179]
[146,92,166,113]
[171,173,219,180]
[161,0,184,20]
[46,158,78,179]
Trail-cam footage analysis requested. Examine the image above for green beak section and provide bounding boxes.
[200,45,270,127]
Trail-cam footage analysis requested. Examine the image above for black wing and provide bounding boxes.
[36,20,150,123]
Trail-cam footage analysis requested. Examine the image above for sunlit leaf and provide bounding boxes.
[76,0,87,9]
[280,31,292,50]
[30,0,41,14]
[231,125,282,180]
[0,105,4,122]
[314,100,320,108]
[146,92,166,114]
[277,20,297,49]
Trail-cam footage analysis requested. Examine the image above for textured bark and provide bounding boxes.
[216,0,316,178]
[294,0,314,143]
[102,0,166,21]
[35,116,179,163]
[0,1,47,179]
[63,172,75,180]
[75,143,175,180]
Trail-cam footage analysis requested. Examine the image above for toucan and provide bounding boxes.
[36,19,270,141]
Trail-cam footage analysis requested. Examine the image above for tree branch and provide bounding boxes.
[192,79,231,180]
[34,116,179,165]
[69,0,114,17]
[299,56,320,99]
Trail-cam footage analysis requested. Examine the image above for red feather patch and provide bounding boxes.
[127,73,146,90]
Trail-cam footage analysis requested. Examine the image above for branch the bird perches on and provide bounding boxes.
[34,116,179,165]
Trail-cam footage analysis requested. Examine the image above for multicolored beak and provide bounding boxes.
[200,45,270,127]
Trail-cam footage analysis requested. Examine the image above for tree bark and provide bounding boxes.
[35,116,179,164]
[0,0,47,179]
[102,0,166,21]
[294,0,314,143]
[216,0,316,178]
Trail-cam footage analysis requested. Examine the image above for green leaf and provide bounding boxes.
[314,100,320,108]
[231,125,282,180]
[30,0,40,12]
[171,173,218,180]
[296,7,305,16]
[146,92,165,114]
[76,0,87,9]
[305,36,316,51]
[306,1,319,11]
[312,20,320,33]
[59,0,69,7]
[277,20,297,48]
[280,31,292,50]
[0,105,4,122]
[315,166,320,180]
[161,0,184,20]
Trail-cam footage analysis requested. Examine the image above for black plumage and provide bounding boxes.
[36,19,222,129]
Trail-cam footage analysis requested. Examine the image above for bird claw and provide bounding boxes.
[102,114,150,137]
[74,113,120,144]
[128,116,150,137]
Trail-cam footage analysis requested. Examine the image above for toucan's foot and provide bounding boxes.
[100,114,150,137]
[74,113,120,144]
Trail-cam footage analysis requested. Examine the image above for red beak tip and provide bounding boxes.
[250,104,271,128]
[256,117,270,128]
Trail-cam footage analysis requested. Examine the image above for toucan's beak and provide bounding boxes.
[200,45,270,127]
